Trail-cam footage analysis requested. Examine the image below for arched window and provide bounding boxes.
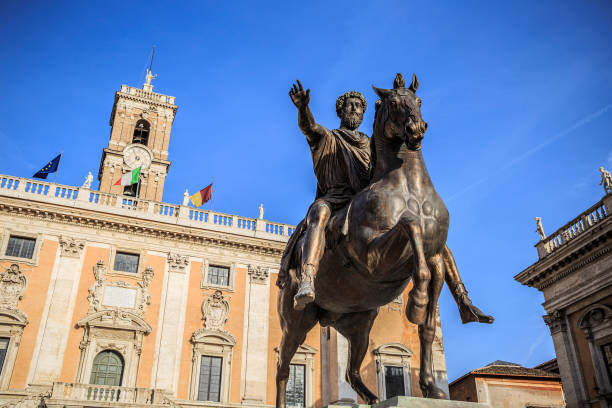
[90,350,124,386]
[132,120,150,145]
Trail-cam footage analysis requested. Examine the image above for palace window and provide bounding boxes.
[197,355,223,402]
[286,364,306,408]
[384,365,405,399]
[373,343,413,399]
[90,350,124,386]
[5,236,35,259]
[0,338,9,375]
[132,120,150,145]
[113,252,139,274]
[207,265,230,286]
[602,342,612,383]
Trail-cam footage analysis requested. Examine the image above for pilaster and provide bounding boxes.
[241,264,271,403]
[30,236,85,385]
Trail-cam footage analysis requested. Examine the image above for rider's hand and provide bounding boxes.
[289,80,310,109]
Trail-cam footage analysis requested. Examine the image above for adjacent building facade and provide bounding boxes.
[449,361,565,408]
[0,74,448,407]
[515,185,612,408]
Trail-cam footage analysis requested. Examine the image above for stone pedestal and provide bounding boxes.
[326,396,490,408]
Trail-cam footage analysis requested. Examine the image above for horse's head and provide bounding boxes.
[373,73,428,150]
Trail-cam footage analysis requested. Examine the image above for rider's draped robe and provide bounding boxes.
[277,128,371,287]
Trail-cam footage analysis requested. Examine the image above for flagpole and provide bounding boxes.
[53,149,64,184]
[210,178,214,212]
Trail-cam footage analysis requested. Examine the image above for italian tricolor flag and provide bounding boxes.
[114,167,141,186]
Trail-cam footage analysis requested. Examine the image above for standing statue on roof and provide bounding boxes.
[535,217,546,240]
[600,167,612,194]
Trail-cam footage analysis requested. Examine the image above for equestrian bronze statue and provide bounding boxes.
[276,73,493,406]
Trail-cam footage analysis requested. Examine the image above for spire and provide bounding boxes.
[143,46,157,92]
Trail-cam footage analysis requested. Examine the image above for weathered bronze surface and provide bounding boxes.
[276,74,493,406]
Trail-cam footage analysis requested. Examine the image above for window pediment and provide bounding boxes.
[77,310,152,334]
[373,343,413,357]
[192,328,235,346]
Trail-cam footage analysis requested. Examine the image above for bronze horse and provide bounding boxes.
[276,74,463,405]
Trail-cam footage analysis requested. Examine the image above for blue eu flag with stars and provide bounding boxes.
[33,154,62,179]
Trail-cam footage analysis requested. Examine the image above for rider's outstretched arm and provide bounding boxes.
[289,80,329,147]
[297,105,328,147]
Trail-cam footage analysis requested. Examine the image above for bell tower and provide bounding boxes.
[97,70,178,201]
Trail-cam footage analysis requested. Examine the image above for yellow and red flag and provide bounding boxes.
[190,183,212,207]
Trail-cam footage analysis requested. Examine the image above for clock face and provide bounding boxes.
[124,145,152,170]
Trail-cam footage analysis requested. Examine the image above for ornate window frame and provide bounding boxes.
[75,310,152,387]
[108,246,147,278]
[372,343,413,399]
[274,344,317,408]
[0,264,28,390]
[0,229,43,266]
[189,329,236,402]
[200,259,236,292]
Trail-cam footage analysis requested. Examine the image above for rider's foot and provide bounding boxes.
[406,288,428,325]
[458,297,494,324]
[294,265,315,311]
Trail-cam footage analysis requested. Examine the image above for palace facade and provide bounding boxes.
[0,74,448,407]
[515,183,612,408]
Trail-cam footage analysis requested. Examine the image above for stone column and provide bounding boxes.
[241,265,270,403]
[336,333,358,403]
[151,253,190,395]
[544,310,590,408]
[30,236,85,385]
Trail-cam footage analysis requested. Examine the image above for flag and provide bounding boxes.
[33,154,62,179]
[190,183,212,207]
[114,167,141,186]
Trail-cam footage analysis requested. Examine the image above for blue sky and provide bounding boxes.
[1,1,611,381]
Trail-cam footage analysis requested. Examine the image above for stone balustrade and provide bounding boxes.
[49,382,166,405]
[0,174,294,243]
[120,84,176,105]
[536,196,609,258]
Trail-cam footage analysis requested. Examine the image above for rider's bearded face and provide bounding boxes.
[341,97,364,130]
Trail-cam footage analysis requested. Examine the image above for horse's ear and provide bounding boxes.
[409,74,419,92]
[372,85,392,99]
[393,73,405,89]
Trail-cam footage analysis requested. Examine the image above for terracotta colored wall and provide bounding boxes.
[6,238,58,389]
[176,263,246,402]
[59,246,109,382]
[449,376,477,402]
[136,253,165,387]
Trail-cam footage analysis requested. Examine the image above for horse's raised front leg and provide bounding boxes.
[276,283,319,408]
[333,309,380,405]
[418,252,447,399]
[442,245,494,324]
[403,219,431,325]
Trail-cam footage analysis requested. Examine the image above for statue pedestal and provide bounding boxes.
[325,396,490,408]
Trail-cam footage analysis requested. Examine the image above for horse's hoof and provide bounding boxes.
[406,298,427,325]
[459,301,494,324]
[421,383,447,399]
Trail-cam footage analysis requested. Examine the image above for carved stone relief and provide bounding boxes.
[202,290,230,332]
[248,264,269,284]
[87,260,154,316]
[59,236,85,258]
[0,264,27,319]
[168,252,189,273]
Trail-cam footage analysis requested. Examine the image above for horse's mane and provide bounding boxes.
[370,97,390,179]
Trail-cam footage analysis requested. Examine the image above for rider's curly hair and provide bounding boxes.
[336,91,367,117]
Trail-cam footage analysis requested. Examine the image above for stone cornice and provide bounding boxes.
[0,196,286,258]
[515,217,611,290]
